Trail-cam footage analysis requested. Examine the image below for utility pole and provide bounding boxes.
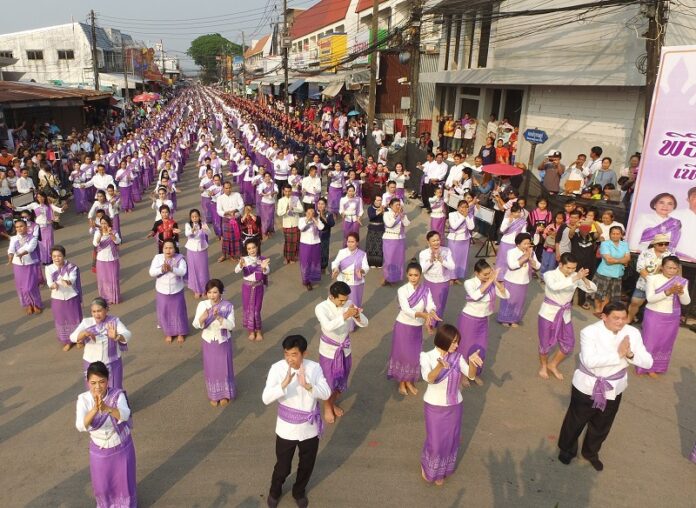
[121,39,129,103]
[367,0,379,127]
[283,0,290,113]
[90,10,100,91]
[407,0,423,143]
[242,31,246,97]
[644,0,668,129]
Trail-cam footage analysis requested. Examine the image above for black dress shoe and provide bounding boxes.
[582,454,604,471]
[558,451,573,465]
[295,496,309,508]
[267,495,279,508]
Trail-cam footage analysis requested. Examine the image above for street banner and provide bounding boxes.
[626,45,696,262]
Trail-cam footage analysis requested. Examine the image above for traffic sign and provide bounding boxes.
[523,128,548,144]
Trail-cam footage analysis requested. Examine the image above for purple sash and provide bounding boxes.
[165,253,185,271]
[96,234,119,258]
[502,217,527,235]
[577,362,627,412]
[639,217,681,247]
[433,351,463,405]
[189,224,209,249]
[466,282,496,312]
[277,402,324,438]
[86,316,127,364]
[242,256,269,285]
[37,204,54,222]
[320,333,351,385]
[449,213,471,235]
[330,171,344,186]
[407,283,430,309]
[202,300,234,339]
[338,249,366,284]
[543,296,572,345]
[301,219,319,236]
[342,197,360,214]
[654,276,688,310]
[52,262,82,302]
[89,388,132,442]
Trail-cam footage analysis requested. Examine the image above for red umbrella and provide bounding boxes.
[132,92,160,103]
[482,163,523,176]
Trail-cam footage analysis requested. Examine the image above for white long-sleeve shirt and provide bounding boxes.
[7,234,39,265]
[192,300,235,343]
[184,223,209,252]
[70,317,131,363]
[298,217,324,245]
[573,321,653,400]
[383,210,409,239]
[539,268,597,323]
[396,283,436,326]
[447,211,475,241]
[276,196,304,228]
[16,176,35,194]
[339,196,363,222]
[216,192,244,219]
[419,247,456,283]
[504,247,540,284]
[234,255,270,281]
[45,263,79,300]
[420,348,473,406]
[93,231,121,261]
[262,359,331,441]
[83,173,115,191]
[149,254,187,294]
[645,274,691,313]
[75,390,131,448]
[462,277,509,317]
[331,248,369,285]
[315,298,368,359]
[301,176,322,204]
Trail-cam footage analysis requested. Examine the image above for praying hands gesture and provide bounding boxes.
[618,336,634,359]
[573,268,590,282]
[281,365,295,390]
[77,329,96,344]
[296,365,312,391]
[343,304,361,322]
[161,261,172,273]
[666,283,684,296]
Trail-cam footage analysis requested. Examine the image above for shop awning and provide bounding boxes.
[321,81,344,98]
[288,78,306,94]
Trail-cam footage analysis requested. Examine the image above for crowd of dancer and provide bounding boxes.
[5,86,695,508]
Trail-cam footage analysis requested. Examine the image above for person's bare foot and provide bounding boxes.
[255,332,264,341]
[176,335,185,344]
[548,365,564,380]
[538,367,550,380]
[25,307,33,315]
[502,323,511,327]
[473,376,484,386]
[219,398,230,407]
[323,407,336,424]
[247,333,256,341]
[305,283,313,291]
[398,384,408,396]
[421,466,430,483]
[165,336,173,344]
[209,400,219,407]
[648,372,659,379]
[62,343,74,352]
[406,382,419,395]
[434,479,445,486]
[217,255,227,263]
[76,342,84,349]
[333,405,345,417]
[510,323,519,328]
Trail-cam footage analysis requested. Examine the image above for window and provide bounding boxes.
[0,50,13,58]
[27,50,43,60]
[57,49,74,60]
[442,2,496,70]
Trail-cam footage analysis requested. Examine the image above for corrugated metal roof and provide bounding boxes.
[290,0,351,39]
[0,81,112,104]
[78,23,114,50]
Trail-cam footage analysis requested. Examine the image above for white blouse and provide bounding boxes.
[301,176,322,204]
[298,217,324,245]
[419,247,455,283]
[315,298,368,359]
[462,277,509,317]
[184,223,209,252]
[645,274,691,314]
[539,268,597,323]
[396,283,436,326]
[7,235,39,266]
[331,248,369,285]
[93,231,121,262]
[75,390,131,448]
[234,255,271,282]
[447,211,475,241]
[45,263,79,300]
[70,317,131,363]
[192,300,235,343]
[504,247,540,284]
[383,210,410,239]
[420,348,473,406]
[339,197,363,222]
[149,254,187,294]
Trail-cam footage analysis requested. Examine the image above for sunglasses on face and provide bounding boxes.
[653,242,669,247]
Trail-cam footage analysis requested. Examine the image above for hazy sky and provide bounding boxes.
[2,0,312,71]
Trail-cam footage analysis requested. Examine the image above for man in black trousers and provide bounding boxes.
[557,301,653,471]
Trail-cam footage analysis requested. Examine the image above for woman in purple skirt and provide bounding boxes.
[428,186,447,238]
[418,231,455,319]
[192,278,236,407]
[148,239,190,344]
[388,262,439,396]
[184,209,210,299]
[93,216,122,305]
[498,233,540,327]
[458,260,508,385]
[382,198,410,285]
[46,245,83,351]
[115,159,136,212]
[331,232,369,332]
[7,218,43,314]
[447,198,476,283]
[327,162,345,214]
[495,204,527,281]
[298,206,324,291]
[636,256,690,377]
[257,172,278,239]
[76,361,137,508]
[234,239,270,341]
[15,191,65,265]
[339,185,363,247]
[420,324,482,485]
[71,297,132,390]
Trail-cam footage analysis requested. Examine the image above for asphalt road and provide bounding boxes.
[1,153,695,508]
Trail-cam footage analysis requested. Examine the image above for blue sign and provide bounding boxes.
[523,129,548,144]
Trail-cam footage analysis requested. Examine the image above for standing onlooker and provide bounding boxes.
[462,118,477,159]
[539,150,565,195]
[592,226,630,317]
[582,146,603,185]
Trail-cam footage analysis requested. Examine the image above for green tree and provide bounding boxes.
[187,34,242,84]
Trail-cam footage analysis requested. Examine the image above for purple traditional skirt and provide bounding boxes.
[537,315,575,355]
[112,214,121,237]
[259,202,276,236]
[13,264,43,308]
[383,238,405,283]
[96,259,121,305]
[328,186,342,214]
[497,281,528,324]
[346,283,364,333]
[421,401,463,482]
[457,312,488,375]
[242,281,264,330]
[448,238,471,280]
[120,186,134,211]
[319,352,353,393]
[38,225,53,264]
[343,220,360,246]
[635,308,680,374]
[73,187,89,214]
[52,296,83,344]
[209,201,222,237]
[201,196,212,223]
[155,290,190,336]
[83,358,123,390]
[690,442,696,464]
[395,188,406,201]
[131,180,142,202]
[387,321,423,382]
[202,339,236,401]
[186,249,209,294]
[430,217,446,239]
[495,242,516,281]
[299,242,322,285]
[242,182,255,205]
[424,280,450,319]
[89,433,137,508]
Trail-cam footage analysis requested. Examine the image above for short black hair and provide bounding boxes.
[406,261,422,274]
[661,255,681,267]
[51,244,66,256]
[282,334,307,352]
[425,230,440,241]
[86,361,110,380]
[433,324,460,351]
[474,259,491,273]
[514,232,532,245]
[591,146,603,156]
[602,301,627,315]
[205,278,224,293]
[329,281,351,298]
[559,252,578,265]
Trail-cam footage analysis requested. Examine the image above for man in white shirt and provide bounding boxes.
[216,182,244,262]
[372,123,385,145]
[301,166,321,210]
[315,281,368,423]
[277,185,304,264]
[557,301,652,471]
[582,146,603,184]
[16,168,36,196]
[422,153,449,212]
[262,334,331,508]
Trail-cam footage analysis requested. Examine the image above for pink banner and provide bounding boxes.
[626,46,696,262]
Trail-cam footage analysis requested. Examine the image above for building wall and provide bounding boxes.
[517,85,645,172]
[0,24,92,86]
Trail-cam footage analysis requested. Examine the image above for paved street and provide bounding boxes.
[1,155,695,508]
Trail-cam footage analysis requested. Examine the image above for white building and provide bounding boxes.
[420,0,696,170]
[0,23,144,94]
